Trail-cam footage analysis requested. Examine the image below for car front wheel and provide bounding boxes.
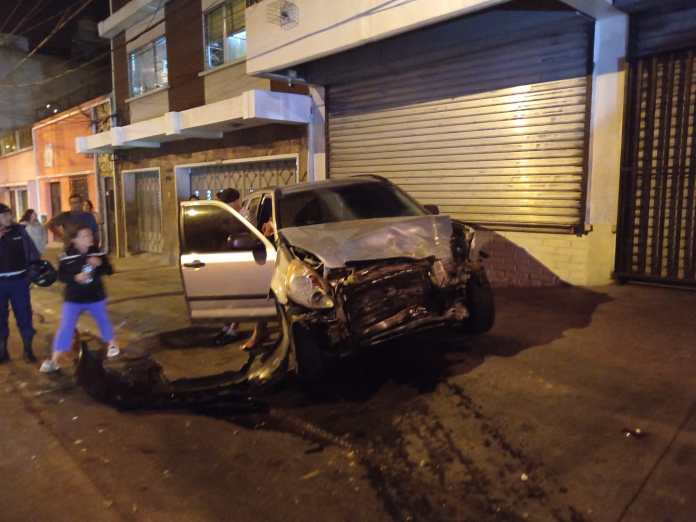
[460,269,495,334]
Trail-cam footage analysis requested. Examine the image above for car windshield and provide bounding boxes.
[277,181,425,229]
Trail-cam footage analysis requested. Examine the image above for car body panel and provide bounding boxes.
[179,200,277,321]
[279,215,454,269]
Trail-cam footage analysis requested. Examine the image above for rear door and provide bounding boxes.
[179,200,277,321]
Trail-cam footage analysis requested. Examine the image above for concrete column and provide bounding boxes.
[307,85,326,182]
[583,12,629,285]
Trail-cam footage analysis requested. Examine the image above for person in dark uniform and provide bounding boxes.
[0,203,39,363]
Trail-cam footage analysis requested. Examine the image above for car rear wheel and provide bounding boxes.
[460,269,495,334]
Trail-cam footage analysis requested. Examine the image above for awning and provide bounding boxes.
[76,90,312,154]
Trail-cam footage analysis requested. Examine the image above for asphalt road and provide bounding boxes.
[2,262,696,522]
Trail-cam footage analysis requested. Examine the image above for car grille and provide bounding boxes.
[338,262,433,340]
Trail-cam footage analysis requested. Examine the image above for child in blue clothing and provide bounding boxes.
[40,225,119,373]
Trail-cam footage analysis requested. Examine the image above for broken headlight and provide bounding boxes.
[287,259,335,310]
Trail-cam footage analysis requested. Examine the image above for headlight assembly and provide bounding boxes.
[286,259,334,310]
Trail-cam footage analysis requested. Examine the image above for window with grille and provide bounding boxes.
[204,0,246,70]
[17,127,32,149]
[0,132,17,155]
[128,37,168,97]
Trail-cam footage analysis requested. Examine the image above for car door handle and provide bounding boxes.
[183,260,205,269]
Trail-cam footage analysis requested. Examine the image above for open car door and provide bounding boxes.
[179,200,277,321]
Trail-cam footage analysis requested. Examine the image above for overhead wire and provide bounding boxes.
[3,0,98,80]
[10,0,49,36]
[0,1,23,34]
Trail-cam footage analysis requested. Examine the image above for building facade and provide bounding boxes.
[78,0,696,288]
[0,127,37,222]
[241,0,696,288]
[34,95,114,249]
[78,0,316,264]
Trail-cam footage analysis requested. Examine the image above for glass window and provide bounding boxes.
[128,37,168,97]
[277,182,425,229]
[204,0,246,70]
[182,205,254,254]
[17,127,32,149]
[205,5,225,69]
[0,132,17,155]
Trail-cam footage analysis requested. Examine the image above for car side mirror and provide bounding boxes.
[424,204,440,215]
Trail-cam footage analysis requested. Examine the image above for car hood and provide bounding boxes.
[279,215,453,269]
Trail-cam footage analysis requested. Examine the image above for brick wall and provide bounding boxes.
[115,124,307,263]
[475,225,616,287]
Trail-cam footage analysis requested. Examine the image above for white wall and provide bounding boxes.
[245,0,508,75]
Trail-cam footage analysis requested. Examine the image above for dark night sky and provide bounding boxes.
[1,0,109,59]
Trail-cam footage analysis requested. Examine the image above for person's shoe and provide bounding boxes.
[39,359,60,373]
[0,338,9,363]
[106,343,120,358]
[22,338,37,363]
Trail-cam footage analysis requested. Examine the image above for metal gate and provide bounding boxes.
[123,170,163,254]
[616,50,696,286]
[189,158,298,200]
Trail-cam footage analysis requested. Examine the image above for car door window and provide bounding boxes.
[245,196,261,227]
[182,204,254,254]
[257,196,273,228]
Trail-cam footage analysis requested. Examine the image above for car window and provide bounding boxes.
[181,204,253,254]
[257,196,273,228]
[277,182,424,229]
[245,196,261,227]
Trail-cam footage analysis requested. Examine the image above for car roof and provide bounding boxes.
[277,176,385,196]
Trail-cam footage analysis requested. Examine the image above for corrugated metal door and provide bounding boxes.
[328,17,593,231]
[189,158,298,200]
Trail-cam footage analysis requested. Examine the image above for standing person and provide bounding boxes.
[47,193,99,246]
[213,188,243,346]
[20,209,48,255]
[0,203,39,363]
[82,199,104,247]
[40,225,119,373]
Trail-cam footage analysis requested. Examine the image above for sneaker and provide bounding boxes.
[39,360,60,373]
[106,344,120,358]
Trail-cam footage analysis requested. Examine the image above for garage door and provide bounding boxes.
[189,158,298,200]
[328,13,593,231]
[616,7,696,286]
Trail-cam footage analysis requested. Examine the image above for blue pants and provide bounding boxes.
[53,300,114,353]
[0,277,35,341]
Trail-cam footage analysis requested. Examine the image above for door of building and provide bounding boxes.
[49,182,62,217]
[123,170,163,254]
[104,177,117,255]
[615,8,696,286]
[11,189,28,221]
[188,158,298,200]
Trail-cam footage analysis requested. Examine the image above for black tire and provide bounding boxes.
[291,321,327,385]
[460,270,495,334]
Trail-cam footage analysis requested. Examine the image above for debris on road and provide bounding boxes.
[301,469,321,480]
[622,427,647,439]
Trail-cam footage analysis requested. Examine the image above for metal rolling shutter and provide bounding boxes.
[189,158,298,200]
[629,6,696,58]
[328,17,593,231]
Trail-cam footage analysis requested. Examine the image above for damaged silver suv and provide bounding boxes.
[179,176,494,382]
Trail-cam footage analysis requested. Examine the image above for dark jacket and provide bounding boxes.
[58,246,113,303]
[0,224,40,278]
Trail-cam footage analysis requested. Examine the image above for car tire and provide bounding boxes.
[291,320,327,386]
[460,269,495,334]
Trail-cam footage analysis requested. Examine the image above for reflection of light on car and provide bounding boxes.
[185,208,200,217]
